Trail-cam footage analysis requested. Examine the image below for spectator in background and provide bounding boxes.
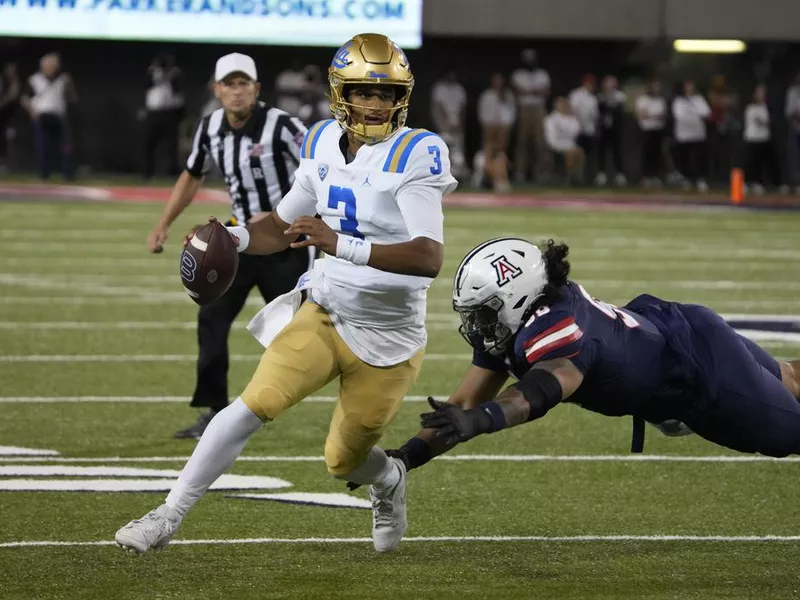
[743,84,784,195]
[511,48,550,183]
[472,148,512,193]
[20,52,77,181]
[275,60,307,117]
[568,74,598,183]
[707,74,736,184]
[478,73,516,165]
[200,74,222,118]
[672,79,710,192]
[297,65,329,125]
[477,73,515,192]
[635,79,667,187]
[143,53,184,179]
[0,61,20,173]
[431,68,468,180]
[784,73,800,194]
[596,75,627,186]
[544,97,583,185]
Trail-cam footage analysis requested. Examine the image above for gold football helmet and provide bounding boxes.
[328,33,414,144]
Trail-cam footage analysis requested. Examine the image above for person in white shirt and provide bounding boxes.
[672,79,710,191]
[544,97,584,184]
[274,61,308,117]
[115,33,458,557]
[596,75,627,186]
[511,49,550,182]
[635,79,667,186]
[784,73,800,193]
[568,74,598,183]
[478,72,516,174]
[744,85,783,194]
[143,53,184,179]
[431,68,468,179]
[0,61,20,173]
[20,53,77,181]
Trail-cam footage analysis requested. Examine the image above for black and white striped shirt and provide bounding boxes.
[186,102,306,224]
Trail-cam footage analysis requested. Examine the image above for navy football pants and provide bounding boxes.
[680,306,800,457]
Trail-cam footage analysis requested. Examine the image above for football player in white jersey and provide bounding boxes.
[115,33,457,554]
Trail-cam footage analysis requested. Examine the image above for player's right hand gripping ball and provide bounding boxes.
[179,219,238,305]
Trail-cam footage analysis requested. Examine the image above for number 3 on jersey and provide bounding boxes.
[328,185,364,239]
[428,145,442,175]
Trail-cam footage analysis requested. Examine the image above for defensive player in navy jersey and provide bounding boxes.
[380,237,800,476]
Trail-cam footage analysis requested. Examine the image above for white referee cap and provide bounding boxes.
[215,53,258,82]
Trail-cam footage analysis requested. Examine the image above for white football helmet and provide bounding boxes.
[452,238,547,355]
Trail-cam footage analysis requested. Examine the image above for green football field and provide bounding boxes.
[1,198,800,599]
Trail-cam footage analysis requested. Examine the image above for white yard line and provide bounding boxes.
[0,354,471,363]
[0,296,796,311]
[0,395,435,403]
[5,242,800,260]
[3,534,800,548]
[3,454,800,464]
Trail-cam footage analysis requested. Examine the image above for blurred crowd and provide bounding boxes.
[3,47,800,196]
[452,49,800,195]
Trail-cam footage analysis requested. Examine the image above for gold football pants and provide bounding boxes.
[241,302,424,475]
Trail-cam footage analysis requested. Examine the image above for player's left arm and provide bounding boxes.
[420,358,584,449]
[422,305,593,448]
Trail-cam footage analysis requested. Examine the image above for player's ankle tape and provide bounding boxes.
[335,234,371,265]
[479,401,507,432]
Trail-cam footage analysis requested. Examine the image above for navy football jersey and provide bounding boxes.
[473,282,691,422]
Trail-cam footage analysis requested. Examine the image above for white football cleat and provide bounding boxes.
[115,504,182,555]
[369,457,407,553]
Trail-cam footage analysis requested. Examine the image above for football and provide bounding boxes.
[179,220,239,305]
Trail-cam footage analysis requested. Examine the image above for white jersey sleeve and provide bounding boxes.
[275,159,317,224]
[393,130,458,244]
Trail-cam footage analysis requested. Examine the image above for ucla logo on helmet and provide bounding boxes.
[491,255,523,287]
[318,164,329,181]
[331,43,353,68]
[394,45,409,69]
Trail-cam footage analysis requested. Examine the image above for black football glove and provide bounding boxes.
[420,397,490,448]
[345,448,409,492]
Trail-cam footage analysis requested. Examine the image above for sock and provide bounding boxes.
[165,397,263,517]
[335,447,400,491]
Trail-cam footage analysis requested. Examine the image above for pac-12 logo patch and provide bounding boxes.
[491,255,522,287]
[318,164,329,181]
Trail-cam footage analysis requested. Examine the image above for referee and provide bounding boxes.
[147,53,312,439]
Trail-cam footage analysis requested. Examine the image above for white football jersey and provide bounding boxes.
[276,119,458,366]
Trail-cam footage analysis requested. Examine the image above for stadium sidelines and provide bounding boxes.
[3,535,800,549]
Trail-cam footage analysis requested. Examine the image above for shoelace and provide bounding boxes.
[371,496,395,527]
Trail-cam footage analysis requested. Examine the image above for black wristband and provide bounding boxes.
[399,437,433,471]
[464,405,496,436]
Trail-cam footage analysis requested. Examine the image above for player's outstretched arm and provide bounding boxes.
[421,358,585,449]
[233,212,296,255]
[183,213,295,256]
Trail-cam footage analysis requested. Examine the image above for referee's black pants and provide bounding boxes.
[191,247,311,411]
